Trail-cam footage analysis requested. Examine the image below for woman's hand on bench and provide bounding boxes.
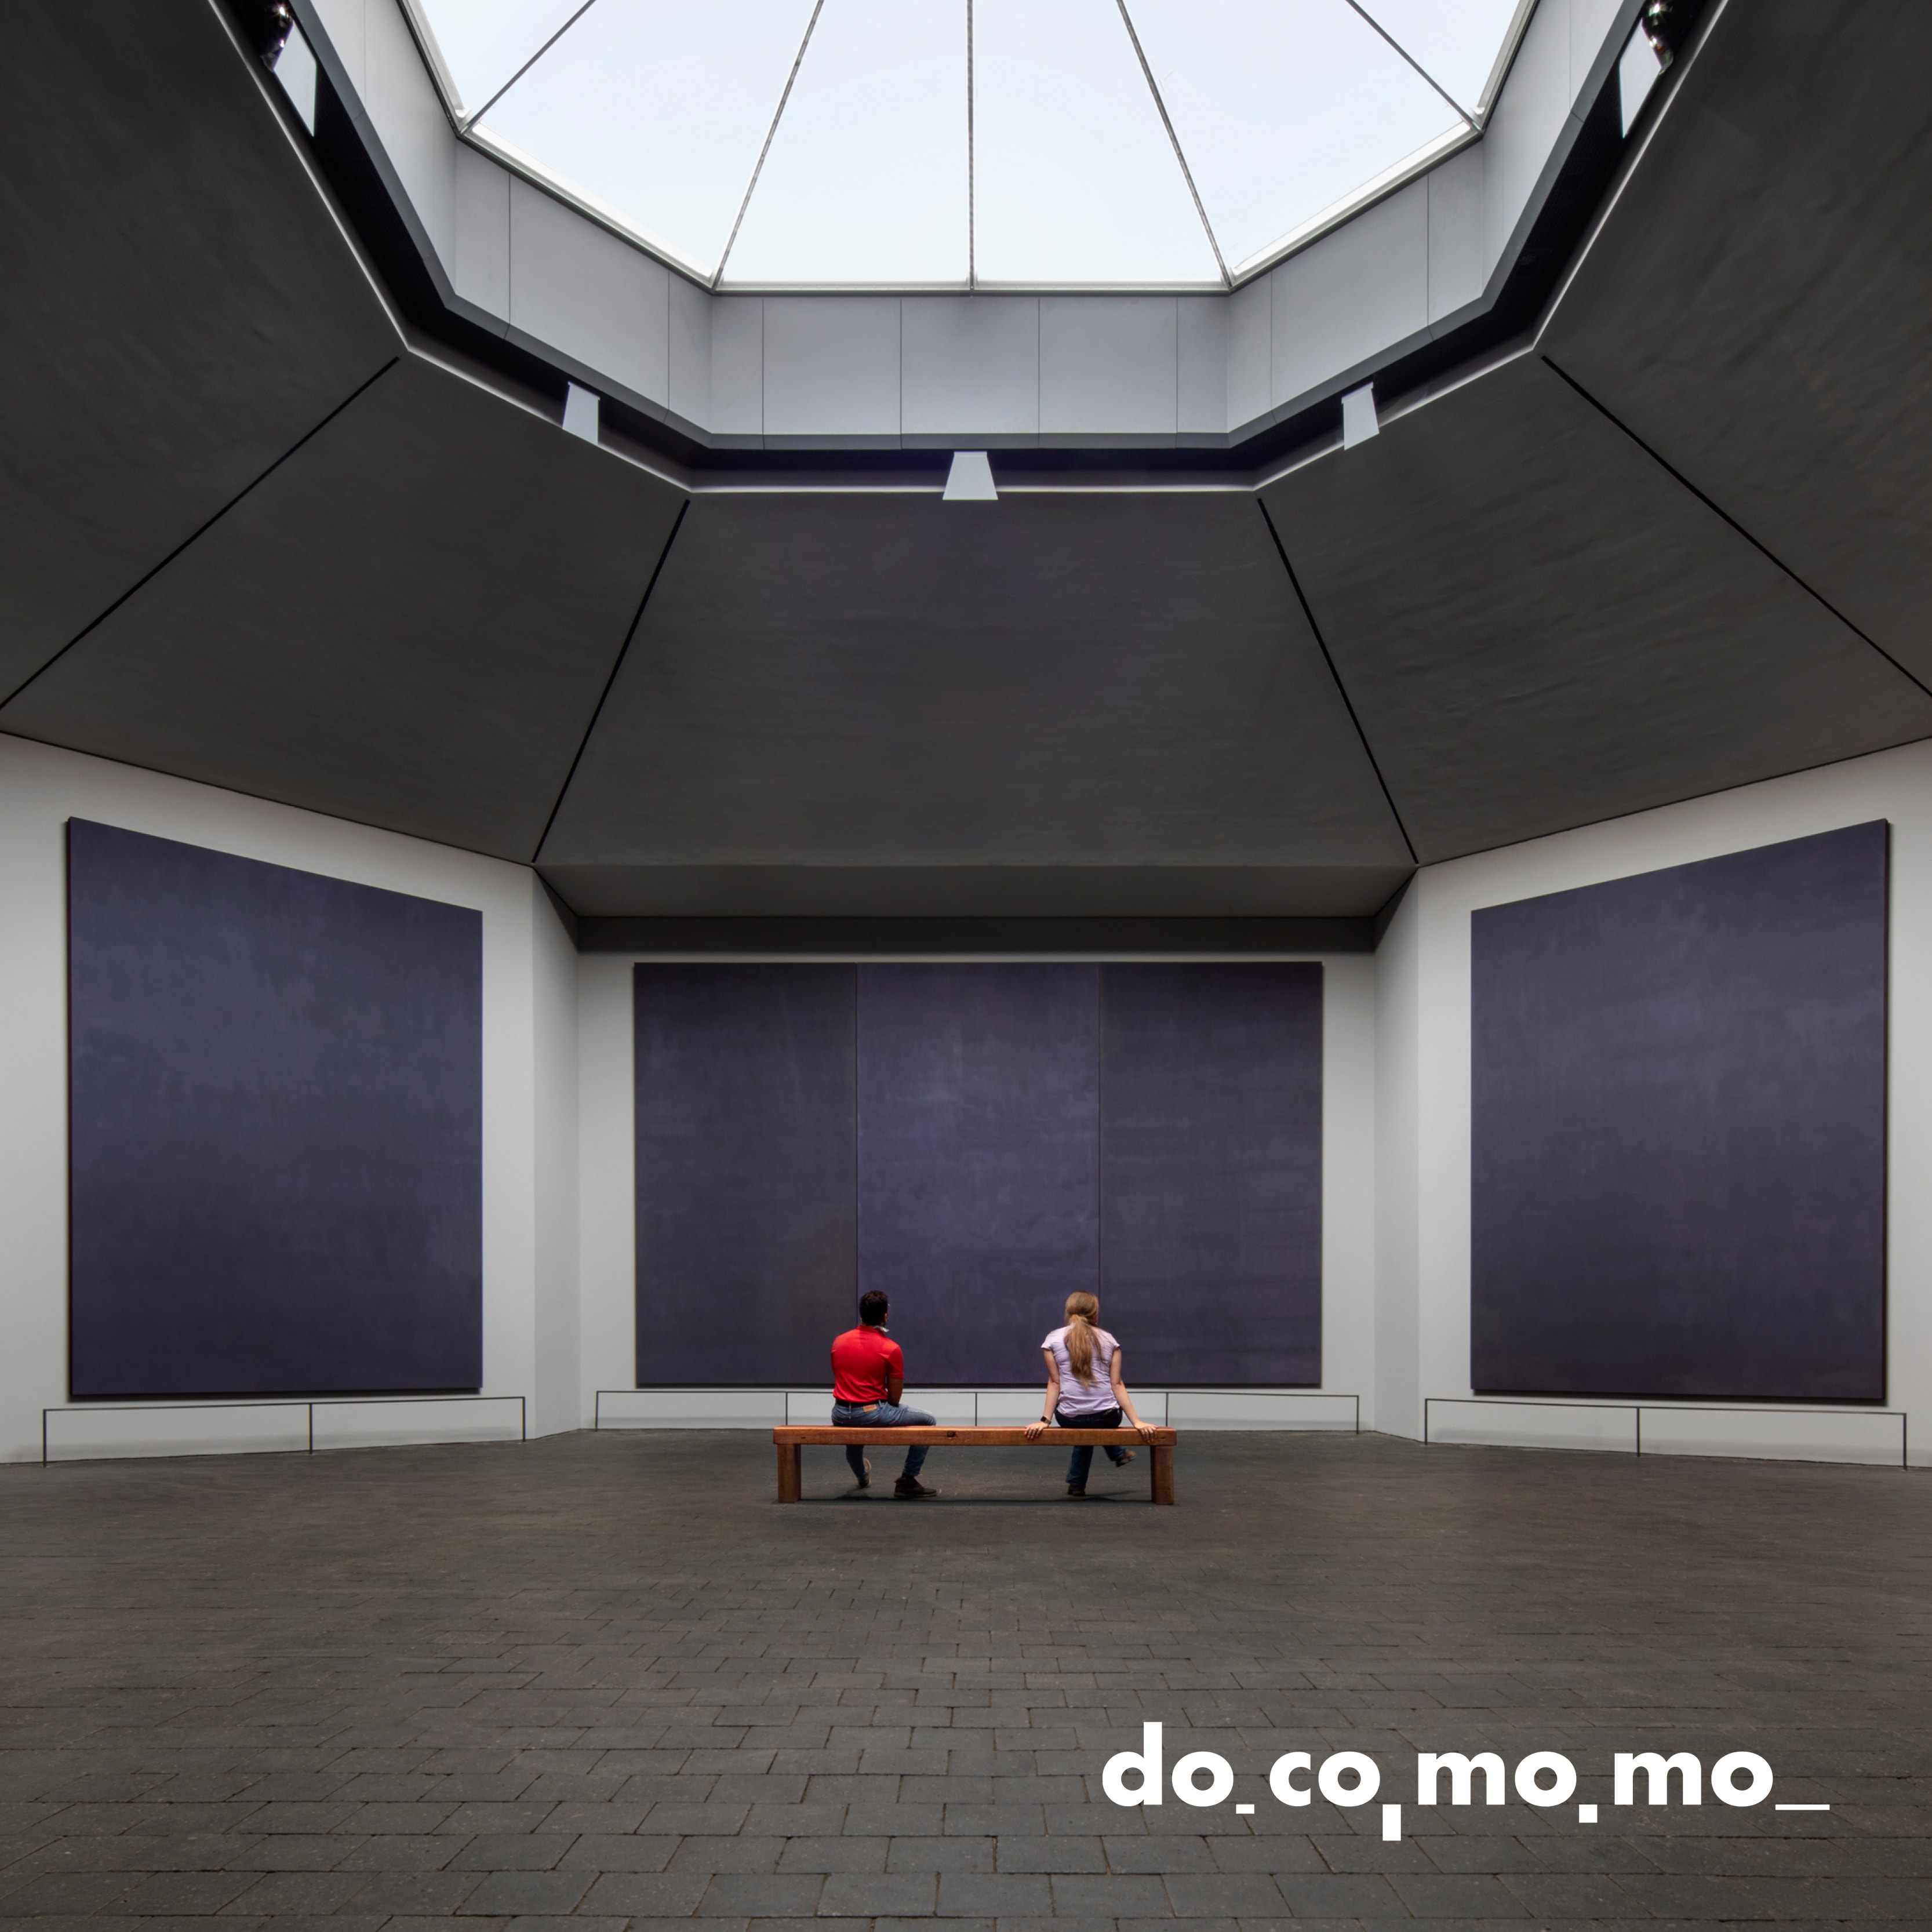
[1024,1419,1048,1441]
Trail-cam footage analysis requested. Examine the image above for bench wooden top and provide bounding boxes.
[774,1425,1177,1447]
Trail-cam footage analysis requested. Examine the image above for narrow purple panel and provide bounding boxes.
[634,965,857,1385]
[68,819,482,1396]
[857,965,1099,1386]
[1471,822,1887,1401]
[1100,965,1323,1386]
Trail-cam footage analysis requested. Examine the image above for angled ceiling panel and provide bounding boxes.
[1544,0,1932,668]
[2,357,686,860]
[539,493,1413,916]
[1263,355,1932,863]
[0,0,400,692]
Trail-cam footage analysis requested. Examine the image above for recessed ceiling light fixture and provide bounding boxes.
[943,451,998,501]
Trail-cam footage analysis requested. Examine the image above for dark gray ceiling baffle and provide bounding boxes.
[1541,0,1932,673]
[537,493,1413,917]
[1262,356,1932,864]
[0,0,399,695]
[3,0,1932,926]
[3,358,685,861]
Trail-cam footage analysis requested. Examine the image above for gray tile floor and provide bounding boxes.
[0,1430,1926,1932]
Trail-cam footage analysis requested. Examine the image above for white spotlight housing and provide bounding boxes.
[1618,26,1667,135]
[943,451,998,502]
[272,22,318,134]
[562,383,601,444]
[1341,384,1380,449]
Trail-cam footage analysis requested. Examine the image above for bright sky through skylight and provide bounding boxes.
[407,0,1533,289]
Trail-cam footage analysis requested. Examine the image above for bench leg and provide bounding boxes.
[776,1442,802,1503]
[1151,1444,1174,1505]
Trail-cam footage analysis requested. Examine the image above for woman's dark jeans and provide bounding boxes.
[1056,1405,1131,1487]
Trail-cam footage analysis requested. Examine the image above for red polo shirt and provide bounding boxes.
[831,1325,902,1403]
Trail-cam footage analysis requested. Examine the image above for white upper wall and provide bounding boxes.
[0,735,578,1460]
[576,952,1381,1419]
[6,728,1923,1462]
[1377,737,1932,1464]
[295,0,1640,449]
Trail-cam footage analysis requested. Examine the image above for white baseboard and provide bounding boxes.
[598,1388,1358,1431]
[1427,1398,1638,1453]
[42,1395,525,1463]
[1425,1396,1906,1467]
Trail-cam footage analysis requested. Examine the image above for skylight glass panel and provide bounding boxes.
[1355,0,1528,117]
[724,0,970,288]
[476,0,817,278]
[412,0,591,121]
[972,0,1222,287]
[1127,0,1467,278]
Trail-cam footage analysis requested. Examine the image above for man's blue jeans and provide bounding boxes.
[833,1400,933,1482]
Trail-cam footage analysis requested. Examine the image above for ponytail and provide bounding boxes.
[1064,1291,1101,1384]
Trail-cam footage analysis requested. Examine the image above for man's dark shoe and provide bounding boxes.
[1065,1484,1089,1498]
[893,1476,939,1499]
[855,1458,872,1489]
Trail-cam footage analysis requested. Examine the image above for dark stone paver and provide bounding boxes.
[0,1430,1926,1932]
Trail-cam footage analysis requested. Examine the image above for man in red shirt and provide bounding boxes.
[831,1291,939,1498]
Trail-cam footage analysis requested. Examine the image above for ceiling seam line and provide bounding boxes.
[1541,356,1932,704]
[966,0,976,290]
[0,357,402,715]
[461,0,604,130]
[1337,0,1475,123]
[529,496,692,865]
[1114,0,1229,286]
[1257,498,1420,865]
[713,0,825,290]
[0,726,540,869]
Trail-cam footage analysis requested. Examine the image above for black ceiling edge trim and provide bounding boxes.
[1541,356,1932,704]
[1425,730,1932,872]
[1370,875,1416,949]
[0,358,400,714]
[0,722,536,869]
[529,497,692,865]
[1257,500,1420,866]
[573,915,1376,956]
[253,0,1666,483]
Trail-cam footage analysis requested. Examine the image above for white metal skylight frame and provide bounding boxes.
[395,0,1542,295]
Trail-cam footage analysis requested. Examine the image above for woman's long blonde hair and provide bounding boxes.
[1064,1291,1102,1384]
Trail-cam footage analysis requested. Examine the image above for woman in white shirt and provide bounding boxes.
[1023,1291,1156,1497]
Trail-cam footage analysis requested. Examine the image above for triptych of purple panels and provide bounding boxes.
[632,962,1325,1389]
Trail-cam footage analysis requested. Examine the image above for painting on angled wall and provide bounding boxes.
[67,820,483,1397]
[633,961,1323,1388]
[1470,821,1887,1402]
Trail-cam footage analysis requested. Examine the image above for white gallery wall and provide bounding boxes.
[576,953,1380,1429]
[0,734,579,1461]
[1376,736,1932,1466]
[5,730,1926,1466]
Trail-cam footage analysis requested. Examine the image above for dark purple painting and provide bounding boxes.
[68,820,482,1396]
[1471,822,1887,1401]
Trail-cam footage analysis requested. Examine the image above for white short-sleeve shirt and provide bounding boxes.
[1043,1323,1119,1417]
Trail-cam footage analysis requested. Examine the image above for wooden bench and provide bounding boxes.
[772,1425,1178,1503]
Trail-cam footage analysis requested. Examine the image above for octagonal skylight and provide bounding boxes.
[402,0,1534,291]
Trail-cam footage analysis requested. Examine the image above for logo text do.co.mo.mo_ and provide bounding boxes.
[1102,1727,1817,1839]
